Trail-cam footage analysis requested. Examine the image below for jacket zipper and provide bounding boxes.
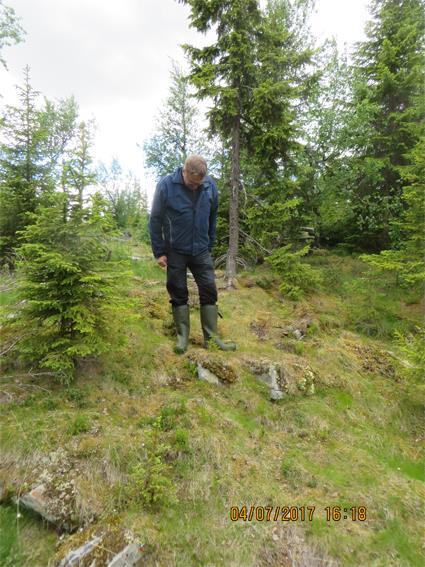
[167,215,173,246]
[193,188,206,254]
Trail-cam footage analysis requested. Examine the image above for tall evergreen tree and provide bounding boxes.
[243,0,317,252]
[0,68,78,266]
[1,67,51,265]
[143,62,208,180]
[362,135,425,286]
[40,96,79,188]
[349,0,425,250]
[62,119,97,218]
[180,0,262,286]
[181,0,316,278]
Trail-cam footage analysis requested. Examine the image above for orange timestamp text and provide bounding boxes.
[230,506,367,522]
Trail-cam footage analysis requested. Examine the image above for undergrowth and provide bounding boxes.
[0,244,423,566]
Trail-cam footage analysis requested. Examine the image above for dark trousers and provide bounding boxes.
[166,249,218,307]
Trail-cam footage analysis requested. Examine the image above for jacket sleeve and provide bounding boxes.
[149,181,166,258]
[208,183,219,251]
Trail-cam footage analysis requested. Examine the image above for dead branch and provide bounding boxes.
[0,335,25,357]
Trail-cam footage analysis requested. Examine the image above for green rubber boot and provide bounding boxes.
[200,304,236,351]
[172,305,190,354]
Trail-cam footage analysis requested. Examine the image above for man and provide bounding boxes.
[149,155,236,354]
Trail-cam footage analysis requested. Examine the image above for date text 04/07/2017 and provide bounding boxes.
[229,506,367,522]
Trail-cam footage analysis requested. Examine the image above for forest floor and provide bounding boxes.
[0,241,424,566]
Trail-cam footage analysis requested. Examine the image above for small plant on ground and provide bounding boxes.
[394,326,425,383]
[127,418,177,509]
[266,244,323,300]
[67,414,91,435]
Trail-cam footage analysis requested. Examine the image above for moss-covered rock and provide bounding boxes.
[243,357,316,400]
[52,522,144,566]
[187,352,238,384]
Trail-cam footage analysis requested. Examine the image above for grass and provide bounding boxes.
[0,245,424,565]
[0,505,56,567]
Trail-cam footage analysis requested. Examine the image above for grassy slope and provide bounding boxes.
[0,242,424,566]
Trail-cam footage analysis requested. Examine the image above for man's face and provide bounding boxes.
[182,169,204,190]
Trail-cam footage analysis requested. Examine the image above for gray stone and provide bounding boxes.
[188,352,237,384]
[244,357,316,401]
[107,543,144,567]
[247,361,285,401]
[15,484,58,525]
[270,388,284,401]
[57,535,103,567]
[197,364,221,385]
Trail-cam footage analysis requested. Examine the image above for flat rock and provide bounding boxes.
[58,535,103,567]
[53,527,144,567]
[244,357,316,400]
[107,542,144,566]
[188,352,238,384]
[15,484,58,525]
[279,318,315,339]
[196,364,221,385]
[12,449,88,531]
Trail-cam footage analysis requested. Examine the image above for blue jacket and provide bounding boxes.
[149,167,219,258]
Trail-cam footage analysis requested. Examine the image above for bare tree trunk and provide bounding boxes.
[225,114,241,288]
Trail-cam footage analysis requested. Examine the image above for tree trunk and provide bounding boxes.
[225,114,241,288]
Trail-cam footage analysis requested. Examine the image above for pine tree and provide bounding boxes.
[349,0,425,250]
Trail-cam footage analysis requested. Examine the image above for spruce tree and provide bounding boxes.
[0,68,78,267]
[243,0,317,253]
[0,67,47,266]
[12,192,125,384]
[349,0,425,250]
[362,135,425,286]
[180,0,262,286]
[181,0,316,281]
[62,119,97,217]
[143,62,208,180]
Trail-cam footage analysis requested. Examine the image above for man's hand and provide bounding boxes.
[157,255,167,268]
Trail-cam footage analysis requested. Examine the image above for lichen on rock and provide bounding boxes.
[187,352,238,384]
[52,523,144,567]
[15,448,94,532]
[243,357,316,400]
